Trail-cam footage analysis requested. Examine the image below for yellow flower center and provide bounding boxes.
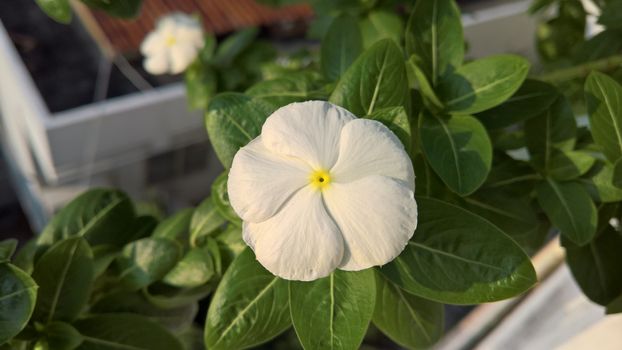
[165,35,177,47]
[309,169,331,191]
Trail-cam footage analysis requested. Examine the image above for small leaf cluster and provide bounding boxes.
[0,186,241,349]
[35,0,142,23]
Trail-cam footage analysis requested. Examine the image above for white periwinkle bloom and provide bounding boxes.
[140,13,203,75]
[228,101,418,281]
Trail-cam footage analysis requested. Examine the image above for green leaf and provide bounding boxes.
[321,15,363,81]
[598,1,622,29]
[372,272,444,350]
[405,0,464,86]
[116,238,181,290]
[37,189,136,247]
[613,158,622,188]
[38,322,83,350]
[185,60,217,110]
[582,161,622,203]
[359,10,404,48]
[406,56,443,110]
[143,283,213,309]
[607,293,622,314]
[35,0,71,23]
[213,28,258,67]
[525,95,577,169]
[536,180,597,246]
[152,208,194,244]
[365,106,412,152]
[565,225,622,305]
[0,239,17,262]
[91,291,197,333]
[211,172,241,225]
[462,193,544,255]
[0,263,37,344]
[483,154,540,196]
[246,72,328,107]
[189,197,226,247]
[585,71,622,163]
[330,39,409,117]
[163,246,215,288]
[204,249,290,350]
[380,197,537,304]
[74,314,183,350]
[546,150,595,181]
[12,239,38,274]
[289,269,375,350]
[419,112,492,196]
[437,55,530,115]
[80,0,142,18]
[476,79,559,130]
[92,245,118,278]
[204,93,275,168]
[214,225,246,270]
[31,237,93,323]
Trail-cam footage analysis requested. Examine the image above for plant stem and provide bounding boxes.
[539,54,622,83]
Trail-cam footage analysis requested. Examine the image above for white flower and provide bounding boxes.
[140,13,203,75]
[228,101,418,281]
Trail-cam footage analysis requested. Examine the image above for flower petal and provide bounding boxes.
[228,137,312,223]
[331,119,414,190]
[143,52,169,75]
[323,175,417,271]
[169,43,198,74]
[140,32,166,56]
[245,186,344,281]
[261,101,355,169]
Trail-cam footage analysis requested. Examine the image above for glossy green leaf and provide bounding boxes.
[372,272,444,350]
[152,208,194,244]
[80,0,142,18]
[246,72,328,107]
[0,239,17,262]
[74,314,183,350]
[381,197,537,304]
[483,154,540,196]
[613,158,622,188]
[419,112,492,196]
[365,106,412,152]
[476,79,558,129]
[437,55,530,115]
[204,249,290,350]
[92,291,197,333]
[116,238,181,290]
[525,95,577,169]
[143,284,213,309]
[35,0,71,23]
[163,246,215,288]
[462,193,543,255]
[185,60,217,110]
[321,15,363,81]
[581,161,622,203]
[92,245,118,278]
[546,150,595,180]
[405,0,464,85]
[211,172,241,225]
[189,197,226,247]
[585,71,622,163]
[31,237,93,323]
[12,239,38,274]
[406,56,443,110]
[330,39,409,117]
[359,10,403,48]
[0,263,37,344]
[37,189,136,247]
[38,322,83,350]
[213,28,258,67]
[565,225,622,305]
[204,93,275,168]
[413,153,449,199]
[289,269,375,350]
[536,180,597,246]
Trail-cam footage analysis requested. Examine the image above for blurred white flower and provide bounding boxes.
[228,101,417,281]
[140,13,203,75]
[609,217,620,230]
